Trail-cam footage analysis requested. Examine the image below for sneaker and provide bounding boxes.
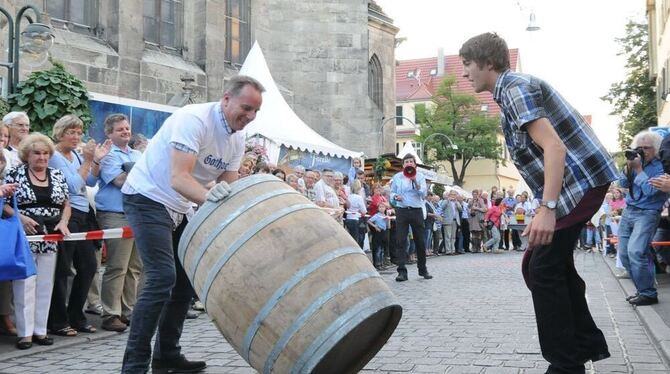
[151,355,206,373]
[102,316,127,332]
[185,310,199,319]
[85,304,103,315]
[191,300,205,311]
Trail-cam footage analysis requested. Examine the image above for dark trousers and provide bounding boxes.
[395,207,427,275]
[345,219,362,249]
[388,221,398,264]
[521,185,610,373]
[371,229,388,267]
[502,227,522,249]
[459,219,470,252]
[48,208,97,331]
[121,194,196,373]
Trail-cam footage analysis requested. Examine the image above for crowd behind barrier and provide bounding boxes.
[2,112,670,356]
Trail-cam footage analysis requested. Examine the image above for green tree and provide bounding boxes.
[8,59,92,136]
[417,76,503,187]
[601,20,657,149]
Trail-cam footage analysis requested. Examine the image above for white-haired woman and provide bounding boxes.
[3,111,30,167]
[617,130,666,306]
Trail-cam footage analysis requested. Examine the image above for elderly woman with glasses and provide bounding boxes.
[47,115,111,336]
[3,111,31,168]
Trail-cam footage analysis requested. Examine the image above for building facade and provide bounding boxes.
[2,0,397,157]
[647,0,670,125]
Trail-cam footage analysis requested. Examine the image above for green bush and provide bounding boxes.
[0,96,9,117]
[8,59,92,136]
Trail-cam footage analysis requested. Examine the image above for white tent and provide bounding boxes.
[239,42,363,163]
[396,141,423,164]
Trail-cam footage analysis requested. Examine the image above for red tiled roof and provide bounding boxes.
[396,49,519,117]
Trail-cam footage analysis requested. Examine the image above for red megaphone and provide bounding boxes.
[403,165,417,179]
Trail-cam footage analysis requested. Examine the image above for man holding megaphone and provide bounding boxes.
[390,154,432,282]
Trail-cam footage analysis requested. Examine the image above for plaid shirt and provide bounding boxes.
[493,70,619,218]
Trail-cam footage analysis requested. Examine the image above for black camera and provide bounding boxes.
[624,147,644,161]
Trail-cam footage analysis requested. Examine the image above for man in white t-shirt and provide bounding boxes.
[120,75,264,374]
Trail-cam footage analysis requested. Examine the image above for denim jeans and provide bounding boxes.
[617,206,661,298]
[653,227,670,266]
[484,226,500,250]
[121,194,196,373]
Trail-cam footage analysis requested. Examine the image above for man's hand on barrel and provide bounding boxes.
[206,181,232,203]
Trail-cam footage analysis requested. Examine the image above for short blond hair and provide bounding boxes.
[19,132,55,163]
[52,114,84,141]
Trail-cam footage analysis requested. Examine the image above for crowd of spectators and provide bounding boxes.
[3,114,670,350]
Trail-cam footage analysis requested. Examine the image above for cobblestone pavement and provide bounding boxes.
[0,250,668,373]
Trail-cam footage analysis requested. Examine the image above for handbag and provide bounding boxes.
[0,196,37,281]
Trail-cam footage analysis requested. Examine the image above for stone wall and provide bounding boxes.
[2,0,397,157]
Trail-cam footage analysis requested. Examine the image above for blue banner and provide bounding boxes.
[277,146,352,174]
[88,100,173,142]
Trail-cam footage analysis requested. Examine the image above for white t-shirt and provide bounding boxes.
[122,102,244,213]
[346,193,366,220]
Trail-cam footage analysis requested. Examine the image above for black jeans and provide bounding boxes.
[48,208,98,331]
[522,185,610,372]
[395,207,427,275]
[460,219,470,251]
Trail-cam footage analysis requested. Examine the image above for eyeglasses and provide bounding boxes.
[64,130,83,136]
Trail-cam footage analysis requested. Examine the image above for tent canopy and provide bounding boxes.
[397,141,423,164]
[239,42,363,160]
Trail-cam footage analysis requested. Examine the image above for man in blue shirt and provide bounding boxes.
[95,114,143,333]
[617,130,666,306]
[460,33,619,373]
[390,154,432,281]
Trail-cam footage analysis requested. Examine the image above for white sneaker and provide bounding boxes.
[85,304,103,315]
[192,300,205,311]
[614,271,630,279]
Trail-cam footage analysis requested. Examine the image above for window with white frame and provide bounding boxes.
[46,0,98,35]
[225,0,251,66]
[144,0,183,51]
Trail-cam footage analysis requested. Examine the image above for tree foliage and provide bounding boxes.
[417,76,503,187]
[8,59,92,136]
[601,20,657,149]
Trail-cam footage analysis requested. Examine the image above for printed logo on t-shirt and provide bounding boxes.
[203,154,230,170]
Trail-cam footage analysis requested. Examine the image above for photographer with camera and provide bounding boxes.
[617,130,667,306]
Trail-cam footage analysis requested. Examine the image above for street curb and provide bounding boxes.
[0,329,120,362]
[602,255,670,364]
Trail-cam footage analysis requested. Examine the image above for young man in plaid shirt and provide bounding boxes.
[460,33,619,374]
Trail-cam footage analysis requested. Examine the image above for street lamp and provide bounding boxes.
[421,132,458,163]
[378,115,416,155]
[0,5,55,95]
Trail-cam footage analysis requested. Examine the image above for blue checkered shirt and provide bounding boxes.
[493,70,619,218]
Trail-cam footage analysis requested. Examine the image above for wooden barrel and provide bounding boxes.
[178,174,402,374]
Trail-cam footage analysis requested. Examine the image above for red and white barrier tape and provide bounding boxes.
[26,226,134,242]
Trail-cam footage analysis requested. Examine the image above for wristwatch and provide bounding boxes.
[540,200,557,210]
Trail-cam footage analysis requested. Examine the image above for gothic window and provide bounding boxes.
[46,0,98,35]
[368,54,383,110]
[225,0,251,66]
[144,0,183,50]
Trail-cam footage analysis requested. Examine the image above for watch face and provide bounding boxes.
[546,201,557,209]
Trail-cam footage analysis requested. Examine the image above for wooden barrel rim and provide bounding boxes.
[295,294,402,374]
[262,270,381,373]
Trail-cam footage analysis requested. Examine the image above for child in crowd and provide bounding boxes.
[368,202,390,270]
